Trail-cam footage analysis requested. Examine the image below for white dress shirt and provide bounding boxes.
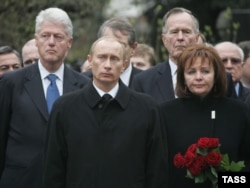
[93,81,119,98]
[120,63,132,86]
[169,59,177,97]
[38,60,64,97]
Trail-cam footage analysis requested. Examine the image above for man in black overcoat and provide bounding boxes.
[43,37,168,188]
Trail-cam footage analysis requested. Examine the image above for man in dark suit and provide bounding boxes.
[83,17,142,87]
[43,37,168,188]
[0,8,89,188]
[238,41,250,88]
[215,41,250,103]
[131,7,235,103]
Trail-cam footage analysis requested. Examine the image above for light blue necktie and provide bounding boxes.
[46,74,60,113]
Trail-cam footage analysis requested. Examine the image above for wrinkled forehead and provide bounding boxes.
[166,12,196,30]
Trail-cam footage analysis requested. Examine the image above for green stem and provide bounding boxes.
[211,182,217,188]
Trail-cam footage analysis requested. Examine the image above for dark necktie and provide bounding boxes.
[98,94,112,109]
[46,74,60,113]
[102,93,112,103]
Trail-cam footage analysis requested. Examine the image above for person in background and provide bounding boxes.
[83,17,142,87]
[80,59,91,72]
[197,32,213,46]
[160,44,250,188]
[131,43,157,71]
[0,7,89,188]
[43,36,168,188]
[0,46,22,76]
[215,41,250,102]
[131,7,199,103]
[131,7,236,103]
[22,38,39,67]
[238,41,250,88]
[197,32,206,44]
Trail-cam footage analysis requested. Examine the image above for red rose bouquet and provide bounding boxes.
[173,137,245,188]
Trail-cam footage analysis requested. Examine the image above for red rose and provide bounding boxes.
[174,153,186,168]
[184,150,196,167]
[205,151,222,166]
[186,143,197,154]
[188,156,206,175]
[173,137,245,186]
[197,137,219,149]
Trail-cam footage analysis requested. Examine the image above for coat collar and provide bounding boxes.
[83,80,130,110]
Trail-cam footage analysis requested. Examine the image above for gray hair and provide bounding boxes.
[35,7,73,38]
[215,41,244,62]
[162,7,199,34]
[97,17,136,48]
[238,41,250,62]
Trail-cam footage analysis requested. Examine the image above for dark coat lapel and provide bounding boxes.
[24,64,49,120]
[62,66,84,94]
[155,62,175,102]
[128,66,142,87]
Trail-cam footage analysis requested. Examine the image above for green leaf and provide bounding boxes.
[210,167,218,178]
[219,154,230,171]
[186,170,194,179]
[230,161,245,172]
[197,148,208,156]
[207,167,218,184]
[220,154,245,172]
[194,174,206,183]
[221,154,229,165]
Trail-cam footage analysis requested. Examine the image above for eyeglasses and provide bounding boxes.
[221,58,242,65]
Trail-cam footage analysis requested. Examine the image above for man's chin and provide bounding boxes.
[172,52,182,61]
[45,58,60,64]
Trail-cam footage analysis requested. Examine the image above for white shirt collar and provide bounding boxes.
[93,81,119,98]
[169,59,177,76]
[120,63,132,86]
[169,59,178,98]
[38,60,64,81]
[235,82,240,96]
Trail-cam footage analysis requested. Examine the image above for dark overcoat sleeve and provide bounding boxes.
[43,99,67,188]
[0,77,12,178]
[145,100,169,188]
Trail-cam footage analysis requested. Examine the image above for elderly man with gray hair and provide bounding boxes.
[215,41,250,102]
[0,7,89,188]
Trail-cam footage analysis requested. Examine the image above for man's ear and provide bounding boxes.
[130,42,138,56]
[87,55,92,67]
[67,38,73,49]
[161,33,166,42]
[122,59,129,72]
[195,33,199,43]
